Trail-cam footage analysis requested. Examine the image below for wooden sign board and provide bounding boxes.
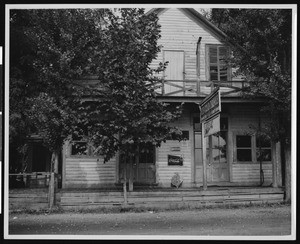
[204,113,220,137]
[168,155,183,166]
[200,88,221,122]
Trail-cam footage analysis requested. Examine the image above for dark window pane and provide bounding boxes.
[71,142,88,156]
[182,131,189,140]
[220,118,228,130]
[219,46,228,57]
[139,143,154,164]
[256,137,271,148]
[237,149,252,161]
[210,73,218,81]
[256,149,271,161]
[237,135,251,148]
[193,117,200,124]
[209,47,218,63]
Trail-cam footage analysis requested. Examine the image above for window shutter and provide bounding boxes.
[208,45,229,81]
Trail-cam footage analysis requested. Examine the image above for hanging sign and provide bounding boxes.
[200,88,221,122]
[204,113,220,137]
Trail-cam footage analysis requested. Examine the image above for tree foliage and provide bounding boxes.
[10,8,183,170]
[209,9,292,144]
[77,9,182,163]
[9,8,107,168]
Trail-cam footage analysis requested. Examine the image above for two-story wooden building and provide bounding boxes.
[61,8,282,190]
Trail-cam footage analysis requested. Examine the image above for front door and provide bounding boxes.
[207,129,229,182]
[194,117,229,183]
[119,144,156,184]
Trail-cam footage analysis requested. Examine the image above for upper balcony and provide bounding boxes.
[153,79,249,99]
[76,76,252,103]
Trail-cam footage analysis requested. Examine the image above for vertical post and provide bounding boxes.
[129,154,133,192]
[201,122,207,190]
[276,142,282,186]
[272,142,278,188]
[196,37,202,96]
[48,172,55,209]
[123,157,128,206]
[54,152,58,190]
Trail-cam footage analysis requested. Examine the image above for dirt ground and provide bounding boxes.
[7,204,292,239]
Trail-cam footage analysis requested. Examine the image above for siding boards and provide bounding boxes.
[232,163,272,184]
[156,110,193,187]
[150,9,222,81]
[64,157,116,188]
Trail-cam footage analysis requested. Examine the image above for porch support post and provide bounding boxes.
[272,141,278,188]
[201,122,207,190]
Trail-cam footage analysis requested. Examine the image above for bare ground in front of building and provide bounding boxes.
[8,203,292,238]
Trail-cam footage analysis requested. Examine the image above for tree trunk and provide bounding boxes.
[123,155,128,206]
[48,151,59,209]
[284,142,291,202]
[128,154,133,192]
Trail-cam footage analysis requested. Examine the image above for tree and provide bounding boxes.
[76,9,183,193]
[10,8,183,198]
[209,9,292,200]
[9,9,107,183]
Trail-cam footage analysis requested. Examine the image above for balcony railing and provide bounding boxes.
[152,79,248,97]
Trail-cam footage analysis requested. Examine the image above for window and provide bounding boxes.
[211,118,228,164]
[236,135,252,161]
[193,117,228,165]
[256,136,271,161]
[70,135,96,157]
[207,45,230,81]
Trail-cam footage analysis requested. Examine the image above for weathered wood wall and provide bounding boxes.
[63,143,117,188]
[150,9,242,83]
[156,109,193,187]
[151,8,222,81]
[229,104,273,185]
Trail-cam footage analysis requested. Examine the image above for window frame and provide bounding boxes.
[69,137,100,158]
[255,136,272,162]
[233,132,255,163]
[206,44,231,82]
[233,132,272,164]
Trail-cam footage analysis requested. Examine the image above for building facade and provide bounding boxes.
[61,9,282,189]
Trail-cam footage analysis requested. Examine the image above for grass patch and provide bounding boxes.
[9,200,290,215]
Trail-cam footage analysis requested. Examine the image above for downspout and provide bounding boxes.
[196,37,202,96]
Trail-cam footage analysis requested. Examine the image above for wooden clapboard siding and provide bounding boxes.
[151,8,222,81]
[64,157,117,188]
[156,110,193,187]
[232,163,272,184]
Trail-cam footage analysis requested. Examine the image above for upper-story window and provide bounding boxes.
[206,45,230,81]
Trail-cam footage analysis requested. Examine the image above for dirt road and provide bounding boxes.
[8,204,292,238]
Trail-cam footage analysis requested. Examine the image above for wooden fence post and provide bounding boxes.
[48,172,55,209]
